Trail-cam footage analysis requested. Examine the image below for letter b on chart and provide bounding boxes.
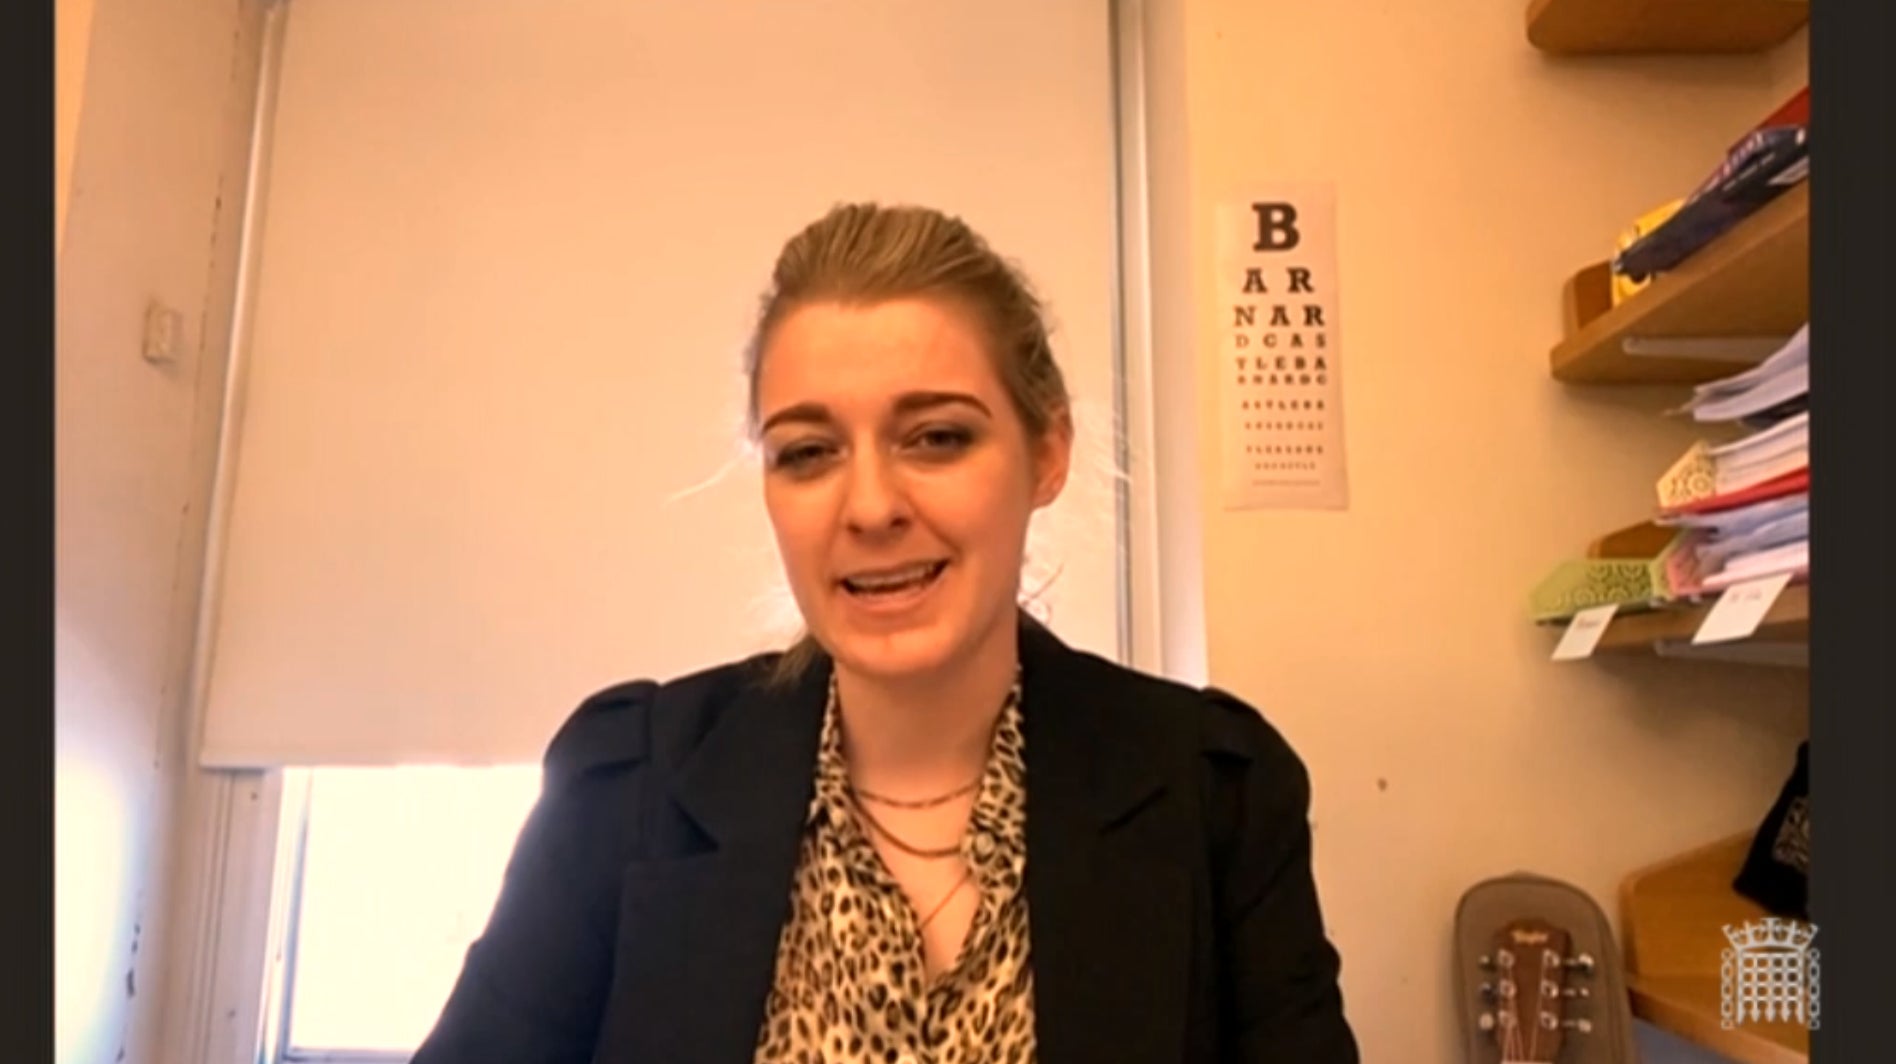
[1250,202,1301,252]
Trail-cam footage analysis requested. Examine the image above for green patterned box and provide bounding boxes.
[1529,529,1690,624]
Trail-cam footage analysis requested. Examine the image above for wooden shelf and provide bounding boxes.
[1527,0,1809,55]
[1620,834,1811,1063]
[1594,583,1808,661]
[1550,181,1808,384]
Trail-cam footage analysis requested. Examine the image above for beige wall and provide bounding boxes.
[55,0,266,1061]
[1177,2,1808,1059]
[56,0,96,257]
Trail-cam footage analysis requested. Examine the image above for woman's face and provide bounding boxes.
[755,297,1070,683]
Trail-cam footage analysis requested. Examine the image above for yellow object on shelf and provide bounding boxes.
[1611,198,1684,306]
[1548,183,1810,384]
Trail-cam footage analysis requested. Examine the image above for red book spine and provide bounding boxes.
[1757,86,1809,130]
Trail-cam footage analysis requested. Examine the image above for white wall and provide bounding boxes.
[1166,2,1810,1060]
[55,0,267,1060]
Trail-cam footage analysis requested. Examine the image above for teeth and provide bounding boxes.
[846,562,939,591]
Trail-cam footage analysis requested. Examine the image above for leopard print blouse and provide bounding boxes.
[753,678,1035,1064]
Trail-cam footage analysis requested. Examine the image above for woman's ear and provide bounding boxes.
[1029,407,1074,509]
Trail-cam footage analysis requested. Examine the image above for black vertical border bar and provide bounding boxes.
[1809,1,1893,1061]
[12,1,58,1062]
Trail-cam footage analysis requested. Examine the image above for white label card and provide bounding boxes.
[1693,572,1795,644]
[1552,604,1619,661]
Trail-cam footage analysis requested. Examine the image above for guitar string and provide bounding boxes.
[1504,944,1525,1062]
[1527,942,1541,1061]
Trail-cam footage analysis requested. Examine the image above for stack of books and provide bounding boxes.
[1657,325,1810,596]
[1529,326,1810,624]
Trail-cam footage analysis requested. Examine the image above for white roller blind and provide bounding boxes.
[200,0,1127,766]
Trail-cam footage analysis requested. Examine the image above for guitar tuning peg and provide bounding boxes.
[1563,1018,1594,1034]
[1479,981,1496,1000]
[1563,952,1596,975]
[1477,1011,1496,1032]
[1478,954,1494,970]
[1563,985,1592,999]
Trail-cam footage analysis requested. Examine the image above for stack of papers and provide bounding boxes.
[1663,493,1809,593]
[1705,411,1808,495]
[1676,325,1808,423]
[1658,325,1810,595]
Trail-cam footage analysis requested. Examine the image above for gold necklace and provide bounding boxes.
[846,790,963,859]
[848,775,981,809]
[918,866,974,931]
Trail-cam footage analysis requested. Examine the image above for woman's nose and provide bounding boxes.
[841,451,910,535]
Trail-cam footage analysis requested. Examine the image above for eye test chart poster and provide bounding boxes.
[1216,184,1350,511]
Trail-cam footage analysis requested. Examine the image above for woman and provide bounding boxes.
[412,204,1358,1063]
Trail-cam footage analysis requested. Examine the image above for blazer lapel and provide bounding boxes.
[596,620,1194,1064]
[597,658,830,1064]
[1020,619,1194,1064]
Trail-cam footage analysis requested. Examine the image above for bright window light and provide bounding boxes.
[271,765,542,1059]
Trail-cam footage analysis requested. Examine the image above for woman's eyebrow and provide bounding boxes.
[758,402,834,434]
[759,392,992,434]
[892,391,992,418]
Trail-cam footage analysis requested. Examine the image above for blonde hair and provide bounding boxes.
[745,203,1071,686]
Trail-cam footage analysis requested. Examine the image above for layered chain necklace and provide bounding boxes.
[835,670,1019,928]
[845,776,983,929]
[844,776,981,859]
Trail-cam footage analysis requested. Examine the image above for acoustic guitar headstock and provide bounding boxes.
[1476,918,1597,1062]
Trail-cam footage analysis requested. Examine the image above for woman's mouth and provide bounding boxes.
[839,560,949,598]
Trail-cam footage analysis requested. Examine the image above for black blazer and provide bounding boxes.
[413,618,1358,1064]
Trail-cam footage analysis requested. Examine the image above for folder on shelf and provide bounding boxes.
[1693,504,1808,569]
[1659,489,1807,534]
[1658,468,1807,518]
[1657,426,1807,513]
[1529,521,1691,623]
[1698,539,1808,591]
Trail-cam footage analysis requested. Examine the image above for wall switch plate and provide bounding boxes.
[143,300,184,364]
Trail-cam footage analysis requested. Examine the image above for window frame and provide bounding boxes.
[259,767,544,1064]
[259,770,408,1064]
[261,767,425,1064]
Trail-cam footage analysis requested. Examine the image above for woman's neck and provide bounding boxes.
[833,618,1019,797]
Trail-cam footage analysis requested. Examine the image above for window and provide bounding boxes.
[261,766,542,1062]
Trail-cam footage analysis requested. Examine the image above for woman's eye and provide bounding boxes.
[908,425,974,456]
[772,442,835,472]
